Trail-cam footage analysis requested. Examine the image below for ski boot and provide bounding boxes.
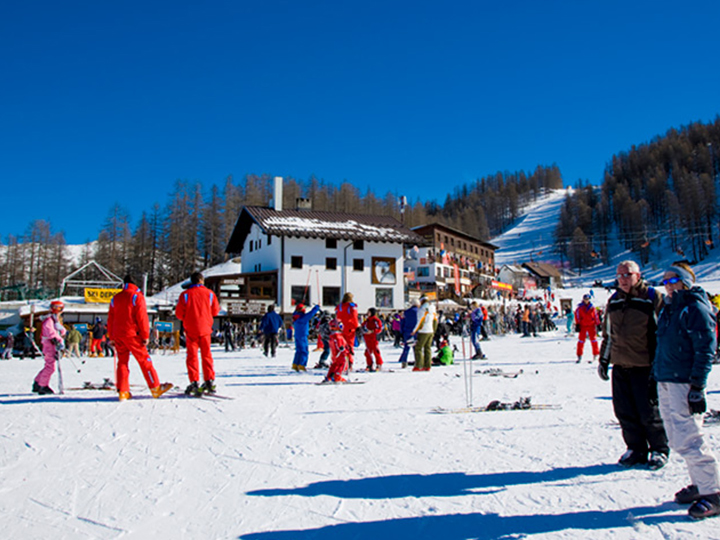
[32,380,41,393]
[184,381,202,397]
[118,391,132,402]
[37,385,54,395]
[150,382,172,398]
[200,380,216,395]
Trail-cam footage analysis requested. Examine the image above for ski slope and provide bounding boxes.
[2,315,720,539]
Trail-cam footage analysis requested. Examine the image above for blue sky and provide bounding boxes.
[2,1,719,244]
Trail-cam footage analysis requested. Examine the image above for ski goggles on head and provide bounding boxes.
[662,277,682,286]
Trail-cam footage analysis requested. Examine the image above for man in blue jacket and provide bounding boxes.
[399,299,419,368]
[260,304,283,358]
[291,303,320,371]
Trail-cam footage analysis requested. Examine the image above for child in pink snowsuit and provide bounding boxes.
[32,300,67,394]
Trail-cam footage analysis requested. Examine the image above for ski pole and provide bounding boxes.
[56,350,65,395]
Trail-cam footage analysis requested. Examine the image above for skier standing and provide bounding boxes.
[32,300,66,394]
[336,293,359,369]
[176,272,221,396]
[260,304,283,358]
[413,296,437,371]
[399,300,419,368]
[291,303,320,371]
[89,318,106,357]
[108,276,173,401]
[469,301,486,359]
[575,294,600,362]
[362,307,384,371]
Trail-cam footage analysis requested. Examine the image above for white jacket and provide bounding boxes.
[413,303,437,335]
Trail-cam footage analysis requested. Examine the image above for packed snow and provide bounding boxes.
[3,302,720,539]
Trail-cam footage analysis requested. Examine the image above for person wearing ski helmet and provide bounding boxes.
[575,293,601,363]
[324,318,348,383]
[291,302,320,372]
[32,300,67,395]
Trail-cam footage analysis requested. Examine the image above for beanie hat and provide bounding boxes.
[668,264,695,289]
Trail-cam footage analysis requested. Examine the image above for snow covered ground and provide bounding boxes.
[3,311,720,539]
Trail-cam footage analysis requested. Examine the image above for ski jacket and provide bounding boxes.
[470,307,484,330]
[435,345,454,365]
[107,283,150,342]
[600,282,661,368]
[260,311,284,335]
[575,302,600,328]
[413,302,437,335]
[363,315,383,336]
[41,313,66,343]
[400,306,418,340]
[336,302,359,333]
[293,305,320,342]
[91,322,106,340]
[67,327,82,345]
[175,284,220,338]
[653,287,717,388]
[329,331,348,359]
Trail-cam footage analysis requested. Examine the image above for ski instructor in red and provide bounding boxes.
[176,272,220,396]
[107,275,172,401]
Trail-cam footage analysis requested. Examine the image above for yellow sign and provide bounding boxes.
[84,288,122,303]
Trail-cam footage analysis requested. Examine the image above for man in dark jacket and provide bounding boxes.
[259,304,283,358]
[399,300,419,368]
[599,260,669,469]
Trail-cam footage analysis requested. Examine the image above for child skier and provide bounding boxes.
[362,307,384,371]
[32,300,67,394]
[324,319,349,383]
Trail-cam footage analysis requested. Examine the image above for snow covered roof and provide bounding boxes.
[226,206,424,253]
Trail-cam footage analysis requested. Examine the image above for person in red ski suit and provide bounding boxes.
[107,275,172,401]
[362,308,384,371]
[176,272,221,396]
[336,292,359,369]
[575,294,601,362]
[32,300,67,394]
[324,319,349,383]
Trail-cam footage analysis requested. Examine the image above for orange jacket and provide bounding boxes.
[108,283,150,342]
[176,284,220,337]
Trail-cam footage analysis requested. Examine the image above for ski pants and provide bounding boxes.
[34,341,59,387]
[91,338,103,354]
[612,365,669,455]
[327,349,347,381]
[319,337,330,363]
[363,336,383,369]
[342,329,356,367]
[399,337,416,365]
[471,326,484,355]
[263,333,278,357]
[114,336,160,393]
[658,382,720,495]
[576,325,599,357]
[185,333,215,383]
[293,338,310,367]
[414,333,433,369]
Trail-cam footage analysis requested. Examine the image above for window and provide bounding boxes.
[326,257,337,270]
[417,266,430,277]
[291,286,310,306]
[450,238,454,246]
[322,286,341,306]
[249,241,254,252]
[291,256,303,269]
[267,234,272,245]
[326,238,337,249]
[353,240,364,250]
[375,288,393,308]
[353,258,364,271]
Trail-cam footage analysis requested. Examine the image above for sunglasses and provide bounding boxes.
[662,277,682,286]
[616,273,636,279]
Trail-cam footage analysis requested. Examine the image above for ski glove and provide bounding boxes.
[597,358,610,381]
[688,386,707,415]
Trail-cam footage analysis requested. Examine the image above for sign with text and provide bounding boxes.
[84,288,121,303]
[154,322,173,332]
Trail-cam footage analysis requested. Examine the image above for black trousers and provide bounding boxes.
[612,365,669,455]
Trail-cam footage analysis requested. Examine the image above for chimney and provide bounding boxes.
[295,198,312,211]
[273,176,283,211]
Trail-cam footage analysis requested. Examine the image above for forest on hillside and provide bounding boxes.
[0,166,561,298]
[556,117,720,270]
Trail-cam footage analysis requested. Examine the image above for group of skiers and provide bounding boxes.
[30,271,221,400]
